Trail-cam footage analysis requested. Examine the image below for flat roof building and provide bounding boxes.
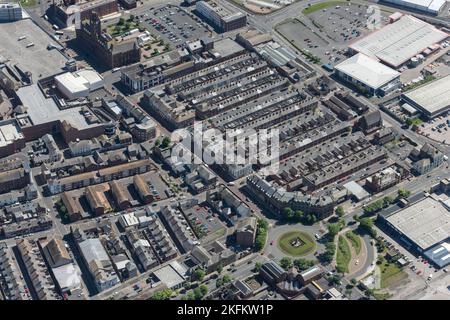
[0,19,68,78]
[349,15,448,68]
[402,75,450,119]
[55,69,104,100]
[152,261,187,290]
[77,237,119,292]
[334,53,401,96]
[16,84,110,143]
[343,181,370,202]
[0,119,26,157]
[380,196,450,252]
[196,0,247,32]
[383,0,447,15]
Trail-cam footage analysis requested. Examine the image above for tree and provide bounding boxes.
[161,136,171,148]
[327,223,341,239]
[216,275,232,288]
[199,284,208,297]
[255,219,268,251]
[320,242,336,264]
[397,188,411,199]
[279,257,293,270]
[118,18,125,25]
[405,118,413,127]
[327,274,342,286]
[254,262,262,273]
[257,218,269,230]
[365,288,375,298]
[382,196,394,207]
[359,217,377,238]
[303,213,317,225]
[182,291,195,300]
[129,14,135,21]
[335,206,345,217]
[216,263,223,274]
[192,268,205,282]
[293,258,315,271]
[294,210,304,222]
[282,207,294,221]
[151,289,173,300]
[154,138,160,146]
[193,288,203,300]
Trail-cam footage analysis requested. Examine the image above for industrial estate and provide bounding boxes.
[0,0,449,303]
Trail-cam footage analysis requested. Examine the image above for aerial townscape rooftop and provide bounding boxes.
[0,0,449,309]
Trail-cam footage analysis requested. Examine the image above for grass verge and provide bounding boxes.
[302,1,348,15]
[277,231,316,257]
[379,258,407,289]
[345,231,362,255]
[336,235,351,273]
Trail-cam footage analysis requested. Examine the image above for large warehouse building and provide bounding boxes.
[379,196,450,261]
[382,0,447,16]
[334,53,401,96]
[402,74,450,119]
[349,15,448,68]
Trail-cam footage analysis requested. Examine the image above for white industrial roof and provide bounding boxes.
[343,180,370,201]
[55,72,88,95]
[119,213,139,227]
[0,122,23,147]
[78,238,110,264]
[428,0,447,12]
[55,69,104,96]
[385,0,446,13]
[335,53,400,89]
[152,262,187,289]
[76,69,104,90]
[403,75,450,115]
[349,15,448,67]
[386,197,450,250]
[52,263,82,291]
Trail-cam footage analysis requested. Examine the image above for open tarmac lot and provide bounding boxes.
[307,3,384,45]
[417,113,450,145]
[182,202,227,241]
[137,4,212,49]
[0,18,68,78]
[276,2,389,65]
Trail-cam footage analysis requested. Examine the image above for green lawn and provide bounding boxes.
[277,231,316,257]
[336,235,351,273]
[373,291,392,300]
[19,0,37,7]
[345,231,361,255]
[379,258,407,289]
[302,1,348,15]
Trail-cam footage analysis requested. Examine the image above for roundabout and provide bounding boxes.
[277,230,316,257]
